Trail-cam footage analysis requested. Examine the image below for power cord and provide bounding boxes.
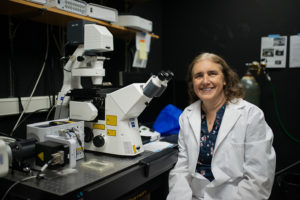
[1,157,55,200]
[264,70,300,144]
[0,131,9,137]
[1,175,37,200]
[10,24,50,136]
[11,108,49,133]
[45,104,56,121]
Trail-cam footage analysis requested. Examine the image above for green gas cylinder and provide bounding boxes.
[240,71,260,107]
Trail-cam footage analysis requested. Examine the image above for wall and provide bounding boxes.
[162,0,300,199]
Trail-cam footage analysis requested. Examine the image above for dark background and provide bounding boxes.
[1,0,300,199]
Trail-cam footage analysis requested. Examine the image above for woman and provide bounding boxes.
[167,53,276,200]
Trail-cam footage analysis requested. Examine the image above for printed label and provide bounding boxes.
[107,129,116,136]
[93,124,105,130]
[106,115,117,126]
[133,145,137,154]
[38,152,44,161]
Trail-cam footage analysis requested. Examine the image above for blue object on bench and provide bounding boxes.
[153,104,183,136]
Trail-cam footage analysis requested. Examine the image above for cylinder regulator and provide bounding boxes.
[240,61,266,107]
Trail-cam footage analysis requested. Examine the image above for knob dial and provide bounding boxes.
[93,135,105,147]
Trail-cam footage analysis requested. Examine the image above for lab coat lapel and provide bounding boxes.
[214,102,241,154]
[187,101,201,147]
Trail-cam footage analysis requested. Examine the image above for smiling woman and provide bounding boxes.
[186,53,244,105]
[188,53,244,133]
[192,60,226,112]
[167,53,276,200]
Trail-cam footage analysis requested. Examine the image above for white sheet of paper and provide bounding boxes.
[143,141,175,152]
[289,35,300,68]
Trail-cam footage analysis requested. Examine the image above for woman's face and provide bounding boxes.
[192,59,226,104]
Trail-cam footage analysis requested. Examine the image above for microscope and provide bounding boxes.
[54,21,173,156]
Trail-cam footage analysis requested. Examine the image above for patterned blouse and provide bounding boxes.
[196,104,226,182]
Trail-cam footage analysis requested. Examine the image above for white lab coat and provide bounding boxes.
[167,99,276,200]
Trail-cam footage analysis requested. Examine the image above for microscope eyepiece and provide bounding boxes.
[157,71,166,81]
[165,70,174,81]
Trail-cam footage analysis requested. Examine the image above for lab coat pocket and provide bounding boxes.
[206,180,239,200]
[226,142,244,177]
[191,173,210,199]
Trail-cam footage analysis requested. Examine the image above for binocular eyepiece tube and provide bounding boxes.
[143,70,174,98]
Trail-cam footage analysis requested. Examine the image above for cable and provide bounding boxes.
[52,26,68,58]
[11,108,49,133]
[10,25,50,136]
[0,136,16,144]
[1,175,37,200]
[18,108,48,125]
[74,132,87,161]
[58,92,69,119]
[36,158,54,179]
[276,160,300,176]
[2,156,56,199]
[8,16,22,97]
[45,104,56,121]
[0,131,9,137]
[53,31,64,57]
[48,95,53,108]
[264,71,300,144]
[69,128,86,161]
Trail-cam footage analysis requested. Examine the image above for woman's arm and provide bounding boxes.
[167,114,193,200]
[236,107,276,200]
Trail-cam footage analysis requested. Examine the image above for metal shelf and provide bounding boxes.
[0,0,159,39]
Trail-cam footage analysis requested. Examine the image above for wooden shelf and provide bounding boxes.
[0,0,159,39]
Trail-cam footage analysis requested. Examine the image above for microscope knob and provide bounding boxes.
[93,135,105,147]
[84,127,94,143]
[77,56,85,62]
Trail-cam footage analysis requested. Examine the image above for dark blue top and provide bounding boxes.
[196,104,226,182]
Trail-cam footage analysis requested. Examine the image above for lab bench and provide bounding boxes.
[0,147,178,200]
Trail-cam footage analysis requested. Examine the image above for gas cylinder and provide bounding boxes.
[240,71,260,107]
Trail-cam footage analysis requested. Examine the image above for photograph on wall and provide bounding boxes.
[261,35,287,68]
